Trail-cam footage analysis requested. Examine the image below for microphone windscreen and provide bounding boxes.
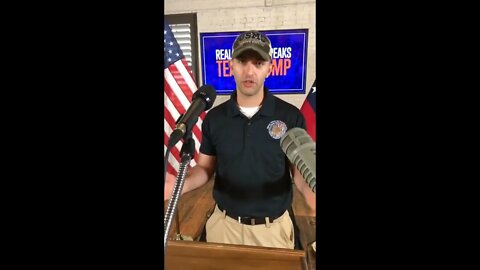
[280,128,316,192]
[280,128,315,160]
[193,85,217,110]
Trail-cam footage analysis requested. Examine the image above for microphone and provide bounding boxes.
[168,85,217,147]
[280,127,316,193]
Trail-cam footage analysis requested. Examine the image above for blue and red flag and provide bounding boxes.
[300,79,316,141]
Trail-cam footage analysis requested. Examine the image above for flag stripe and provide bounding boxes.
[164,72,205,132]
[165,68,192,113]
[164,92,201,157]
[166,61,205,119]
[174,59,206,123]
[164,69,204,145]
[168,64,194,107]
[174,60,196,99]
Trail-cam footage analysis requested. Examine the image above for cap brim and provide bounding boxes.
[232,45,271,61]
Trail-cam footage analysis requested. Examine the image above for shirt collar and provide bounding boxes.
[227,87,275,118]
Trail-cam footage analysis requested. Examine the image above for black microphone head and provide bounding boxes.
[192,85,217,110]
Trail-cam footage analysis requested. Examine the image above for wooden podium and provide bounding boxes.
[164,180,315,269]
[165,240,307,270]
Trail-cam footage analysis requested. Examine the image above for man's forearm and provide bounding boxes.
[181,165,212,195]
[300,186,316,212]
[291,165,316,213]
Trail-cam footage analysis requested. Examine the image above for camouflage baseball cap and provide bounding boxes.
[232,30,273,61]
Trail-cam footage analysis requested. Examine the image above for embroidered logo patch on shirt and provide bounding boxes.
[267,120,287,139]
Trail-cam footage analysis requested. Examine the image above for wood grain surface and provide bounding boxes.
[164,178,316,269]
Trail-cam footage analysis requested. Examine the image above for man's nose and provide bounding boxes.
[245,62,255,75]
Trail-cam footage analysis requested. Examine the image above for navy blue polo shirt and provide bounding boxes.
[199,87,306,217]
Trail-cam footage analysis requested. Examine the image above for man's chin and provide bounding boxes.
[239,89,258,97]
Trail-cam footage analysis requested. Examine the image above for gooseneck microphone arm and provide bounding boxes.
[164,132,195,254]
[164,85,216,262]
[163,85,217,261]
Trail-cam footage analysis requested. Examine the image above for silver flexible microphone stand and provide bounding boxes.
[164,134,195,255]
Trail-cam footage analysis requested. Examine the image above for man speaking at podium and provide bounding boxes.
[165,30,315,249]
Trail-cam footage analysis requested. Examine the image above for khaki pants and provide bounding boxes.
[205,204,295,249]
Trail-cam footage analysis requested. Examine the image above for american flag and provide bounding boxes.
[300,79,316,141]
[164,20,204,175]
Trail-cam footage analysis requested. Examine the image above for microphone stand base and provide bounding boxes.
[174,234,194,241]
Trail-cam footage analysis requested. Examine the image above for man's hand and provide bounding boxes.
[163,153,216,202]
[164,172,176,201]
[290,163,316,213]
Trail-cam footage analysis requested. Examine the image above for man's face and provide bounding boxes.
[229,50,272,98]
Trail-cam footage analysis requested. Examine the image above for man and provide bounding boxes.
[165,30,315,249]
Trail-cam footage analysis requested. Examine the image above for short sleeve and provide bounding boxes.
[199,114,216,156]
